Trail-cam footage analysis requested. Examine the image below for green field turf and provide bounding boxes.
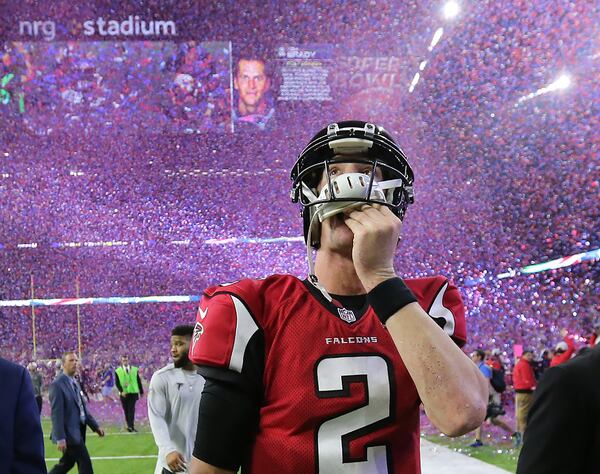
[42,419,157,473]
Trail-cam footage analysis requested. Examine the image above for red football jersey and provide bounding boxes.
[190,274,466,474]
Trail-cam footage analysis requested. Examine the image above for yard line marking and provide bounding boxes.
[102,431,153,436]
[47,455,157,461]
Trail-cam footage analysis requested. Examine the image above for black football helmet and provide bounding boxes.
[290,120,415,248]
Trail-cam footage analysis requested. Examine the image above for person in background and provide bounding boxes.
[517,344,600,474]
[99,362,117,402]
[487,348,503,370]
[49,351,104,474]
[28,361,44,414]
[115,354,144,432]
[486,348,507,394]
[149,325,205,473]
[513,348,536,445]
[550,329,575,367]
[77,359,93,401]
[0,357,47,473]
[534,349,552,380]
[470,349,519,447]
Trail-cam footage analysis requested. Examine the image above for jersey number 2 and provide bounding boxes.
[315,354,392,473]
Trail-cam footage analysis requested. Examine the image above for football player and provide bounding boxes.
[148,325,206,473]
[189,121,488,474]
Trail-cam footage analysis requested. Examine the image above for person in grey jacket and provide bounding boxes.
[149,325,205,473]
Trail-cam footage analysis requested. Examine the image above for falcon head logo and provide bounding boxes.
[192,321,204,346]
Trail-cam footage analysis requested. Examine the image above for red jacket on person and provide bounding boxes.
[513,357,536,391]
[550,336,575,367]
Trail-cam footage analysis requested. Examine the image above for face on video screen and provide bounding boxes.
[234,59,270,114]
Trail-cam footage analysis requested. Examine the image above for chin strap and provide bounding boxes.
[306,211,333,302]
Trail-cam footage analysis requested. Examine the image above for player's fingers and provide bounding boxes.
[357,205,386,220]
[361,204,402,230]
[348,207,391,232]
[346,207,376,226]
[343,215,364,234]
[345,213,376,235]
[362,203,394,218]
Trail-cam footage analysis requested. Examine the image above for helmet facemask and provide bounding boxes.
[298,157,411,234]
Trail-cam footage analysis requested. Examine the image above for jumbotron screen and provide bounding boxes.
[0,1,597,360]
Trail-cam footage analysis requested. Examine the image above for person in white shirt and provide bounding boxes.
[149,325,206,473]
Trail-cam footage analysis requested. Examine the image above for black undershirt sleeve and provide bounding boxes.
[193,328,264,471]
[193,374,260,471]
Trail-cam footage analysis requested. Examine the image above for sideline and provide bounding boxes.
[46,454,157,461]
[421,438,512,473]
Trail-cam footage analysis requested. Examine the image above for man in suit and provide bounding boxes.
[0,357,47,474]
[49,351,105,474]
[517,343,600,474]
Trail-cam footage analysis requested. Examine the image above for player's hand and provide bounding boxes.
[96,427,105,437]
[344,204,400,292]
[57,439,67,453]
[166,451,186,472]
